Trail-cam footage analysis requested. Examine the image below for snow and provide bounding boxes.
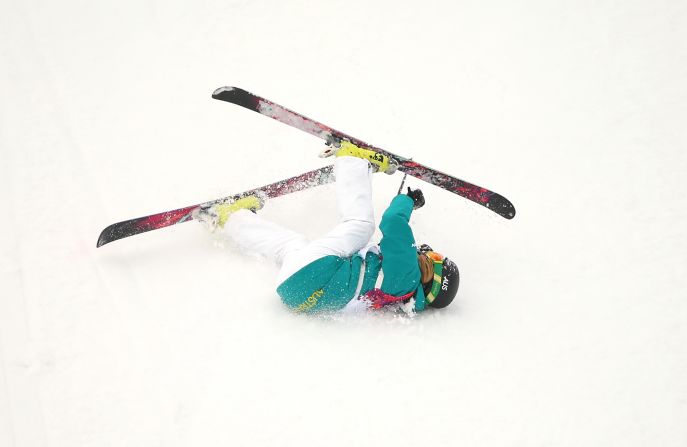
[1,0,687,445]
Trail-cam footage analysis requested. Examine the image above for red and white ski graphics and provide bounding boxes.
[212,87,515,219]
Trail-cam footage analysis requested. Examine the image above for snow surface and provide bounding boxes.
[2,0,687,446]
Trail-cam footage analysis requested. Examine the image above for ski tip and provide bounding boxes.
[96,221,132,247]
[212,86,259,111]
[96,226,114,248]
[487,193,516,219]
[212,86,235,97]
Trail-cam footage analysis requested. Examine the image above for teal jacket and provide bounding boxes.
[276,195,427,312]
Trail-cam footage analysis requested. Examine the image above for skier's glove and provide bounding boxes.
[406,187,425,209]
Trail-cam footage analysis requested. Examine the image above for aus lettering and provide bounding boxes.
[296,289,324,312]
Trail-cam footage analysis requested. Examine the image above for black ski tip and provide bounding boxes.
[96,225,117,248]
[211,86,235,98]
[212,86,259,111]
[487,193,516,219]
[96,220,136,247]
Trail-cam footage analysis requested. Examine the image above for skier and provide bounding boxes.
[194,141,459,313]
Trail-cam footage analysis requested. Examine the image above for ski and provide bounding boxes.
[96,165,335,247]
[212,86,516,219]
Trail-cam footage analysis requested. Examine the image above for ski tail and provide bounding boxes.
[96,165,335,247]
[212,86,515,219]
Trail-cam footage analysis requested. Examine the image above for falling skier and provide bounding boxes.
[193,141,459,313]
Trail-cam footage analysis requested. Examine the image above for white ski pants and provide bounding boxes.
[224,156,375,285]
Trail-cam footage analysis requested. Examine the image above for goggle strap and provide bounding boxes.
[426,260,444,303]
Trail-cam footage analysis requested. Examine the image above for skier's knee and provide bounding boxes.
[362,220,375,241]
[351,220,375,248]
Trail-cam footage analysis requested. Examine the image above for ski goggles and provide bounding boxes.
[418,245,446,304]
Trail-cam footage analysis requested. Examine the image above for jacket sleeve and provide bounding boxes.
[378,195,422,297]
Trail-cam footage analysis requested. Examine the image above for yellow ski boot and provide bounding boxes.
[320,140,398,174]
[193,194,264,231]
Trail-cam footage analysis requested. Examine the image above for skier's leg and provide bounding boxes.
[293,156,375,260]
[312,156,375,255]
[275,157,375,283]
[224,209,309,266]
[334,155,375,225]
[223,157,374,285]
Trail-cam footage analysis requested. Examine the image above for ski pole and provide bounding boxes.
[397,158,411,195]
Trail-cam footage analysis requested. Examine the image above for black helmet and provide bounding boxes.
[418,244,460,309]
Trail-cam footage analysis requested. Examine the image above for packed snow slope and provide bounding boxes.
[2,0,686,446]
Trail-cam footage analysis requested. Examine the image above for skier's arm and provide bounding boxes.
[378,194,422,296]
